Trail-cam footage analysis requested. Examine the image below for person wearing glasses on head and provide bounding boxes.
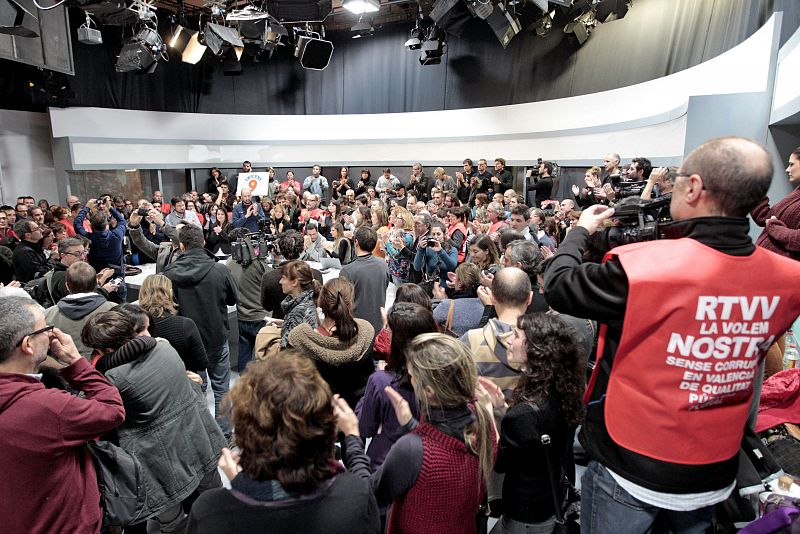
[11,219,50,283]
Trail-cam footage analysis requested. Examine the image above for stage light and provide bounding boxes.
[351,17,374,38]
[485,2,521,48]
[594,0,630,22]
[204,22,244,59]
[294,33,334,70]
[115,24,164,73]
[168,24,193,52]
[343,0,378,14]
[181,32,207,64]
[419,25,446,66]
[405,25,423,49]
[563,7,595,46]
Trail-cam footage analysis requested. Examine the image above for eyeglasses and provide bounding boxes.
[62,250,87,258]
[15,324,55,347]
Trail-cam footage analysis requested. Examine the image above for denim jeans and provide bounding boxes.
[206,341,231,435]
[236,319,265,373]
[581,461,715,534]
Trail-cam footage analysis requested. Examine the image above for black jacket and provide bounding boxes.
[12,240,50,283]
[163,248,238,350]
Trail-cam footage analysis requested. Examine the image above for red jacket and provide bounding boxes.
[0,358,126,534]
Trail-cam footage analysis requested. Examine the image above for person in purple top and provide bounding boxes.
[355,302,437,469]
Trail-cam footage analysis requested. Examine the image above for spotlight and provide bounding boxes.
[485,2,521,48]
[419,25,446,66]
[0,0,38,37]
[404,25,423,49]
[563,8,595,46]
[343,0,378,14]
[181,31,207,64]
[294,32,334,70]
[204,22,244,59]
[465,0,492,20]
[532,9,554,37]
[115,24,164,73]
[594,0,630,23]
[351,17,374,38]
[168,25,193,52]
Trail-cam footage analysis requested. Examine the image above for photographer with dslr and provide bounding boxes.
[544,137,800,533]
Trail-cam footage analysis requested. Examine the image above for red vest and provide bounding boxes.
[447,222,468,263]
[388,422,486,534]
[590,238,800,465]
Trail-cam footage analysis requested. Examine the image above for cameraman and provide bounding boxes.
[544,137,800,533]
[526,160,554,207]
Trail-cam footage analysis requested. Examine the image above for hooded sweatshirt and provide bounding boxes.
[45,293,117,358]
[0,358,125,534]
[163,247,238,350]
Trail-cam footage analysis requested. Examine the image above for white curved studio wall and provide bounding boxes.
[50,15,778,170]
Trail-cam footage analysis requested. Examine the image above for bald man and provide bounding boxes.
[545,136,800,532]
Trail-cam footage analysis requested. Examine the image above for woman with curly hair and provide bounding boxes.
[488,313,586,534]
[187,352,380,533]
[337,333,497,534]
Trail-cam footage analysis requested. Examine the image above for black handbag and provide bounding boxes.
[541,434,581,534]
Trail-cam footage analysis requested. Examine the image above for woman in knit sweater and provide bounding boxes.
[288,278,375,408]
[270,260,321,348]
[337,333,497,534]
[750,146,800,260]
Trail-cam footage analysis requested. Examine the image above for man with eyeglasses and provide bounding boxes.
[11,219,50,283]
[45,238,114,305]
[0,296,125,534]
[545,136,800,533]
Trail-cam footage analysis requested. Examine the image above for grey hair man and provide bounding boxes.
[0,296,125,533]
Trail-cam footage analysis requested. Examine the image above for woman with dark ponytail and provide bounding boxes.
[288,277,375,407]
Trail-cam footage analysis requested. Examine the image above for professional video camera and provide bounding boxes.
[601,195,672,249]
[231,221,279,266]
[527,157,544,178]
[608,174,647,199]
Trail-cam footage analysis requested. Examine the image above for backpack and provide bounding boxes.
[23,270,56,308]
[254,323,282,361]
[87,440,148,527]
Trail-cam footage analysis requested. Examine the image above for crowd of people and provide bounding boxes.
[0,138,798,534]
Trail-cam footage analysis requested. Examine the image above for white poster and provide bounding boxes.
[236,172,271,196]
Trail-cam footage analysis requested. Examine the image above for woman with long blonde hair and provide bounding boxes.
[138,274,208,372]
[336,333,497,534]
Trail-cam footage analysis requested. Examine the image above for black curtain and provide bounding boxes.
[2,0,799,114]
